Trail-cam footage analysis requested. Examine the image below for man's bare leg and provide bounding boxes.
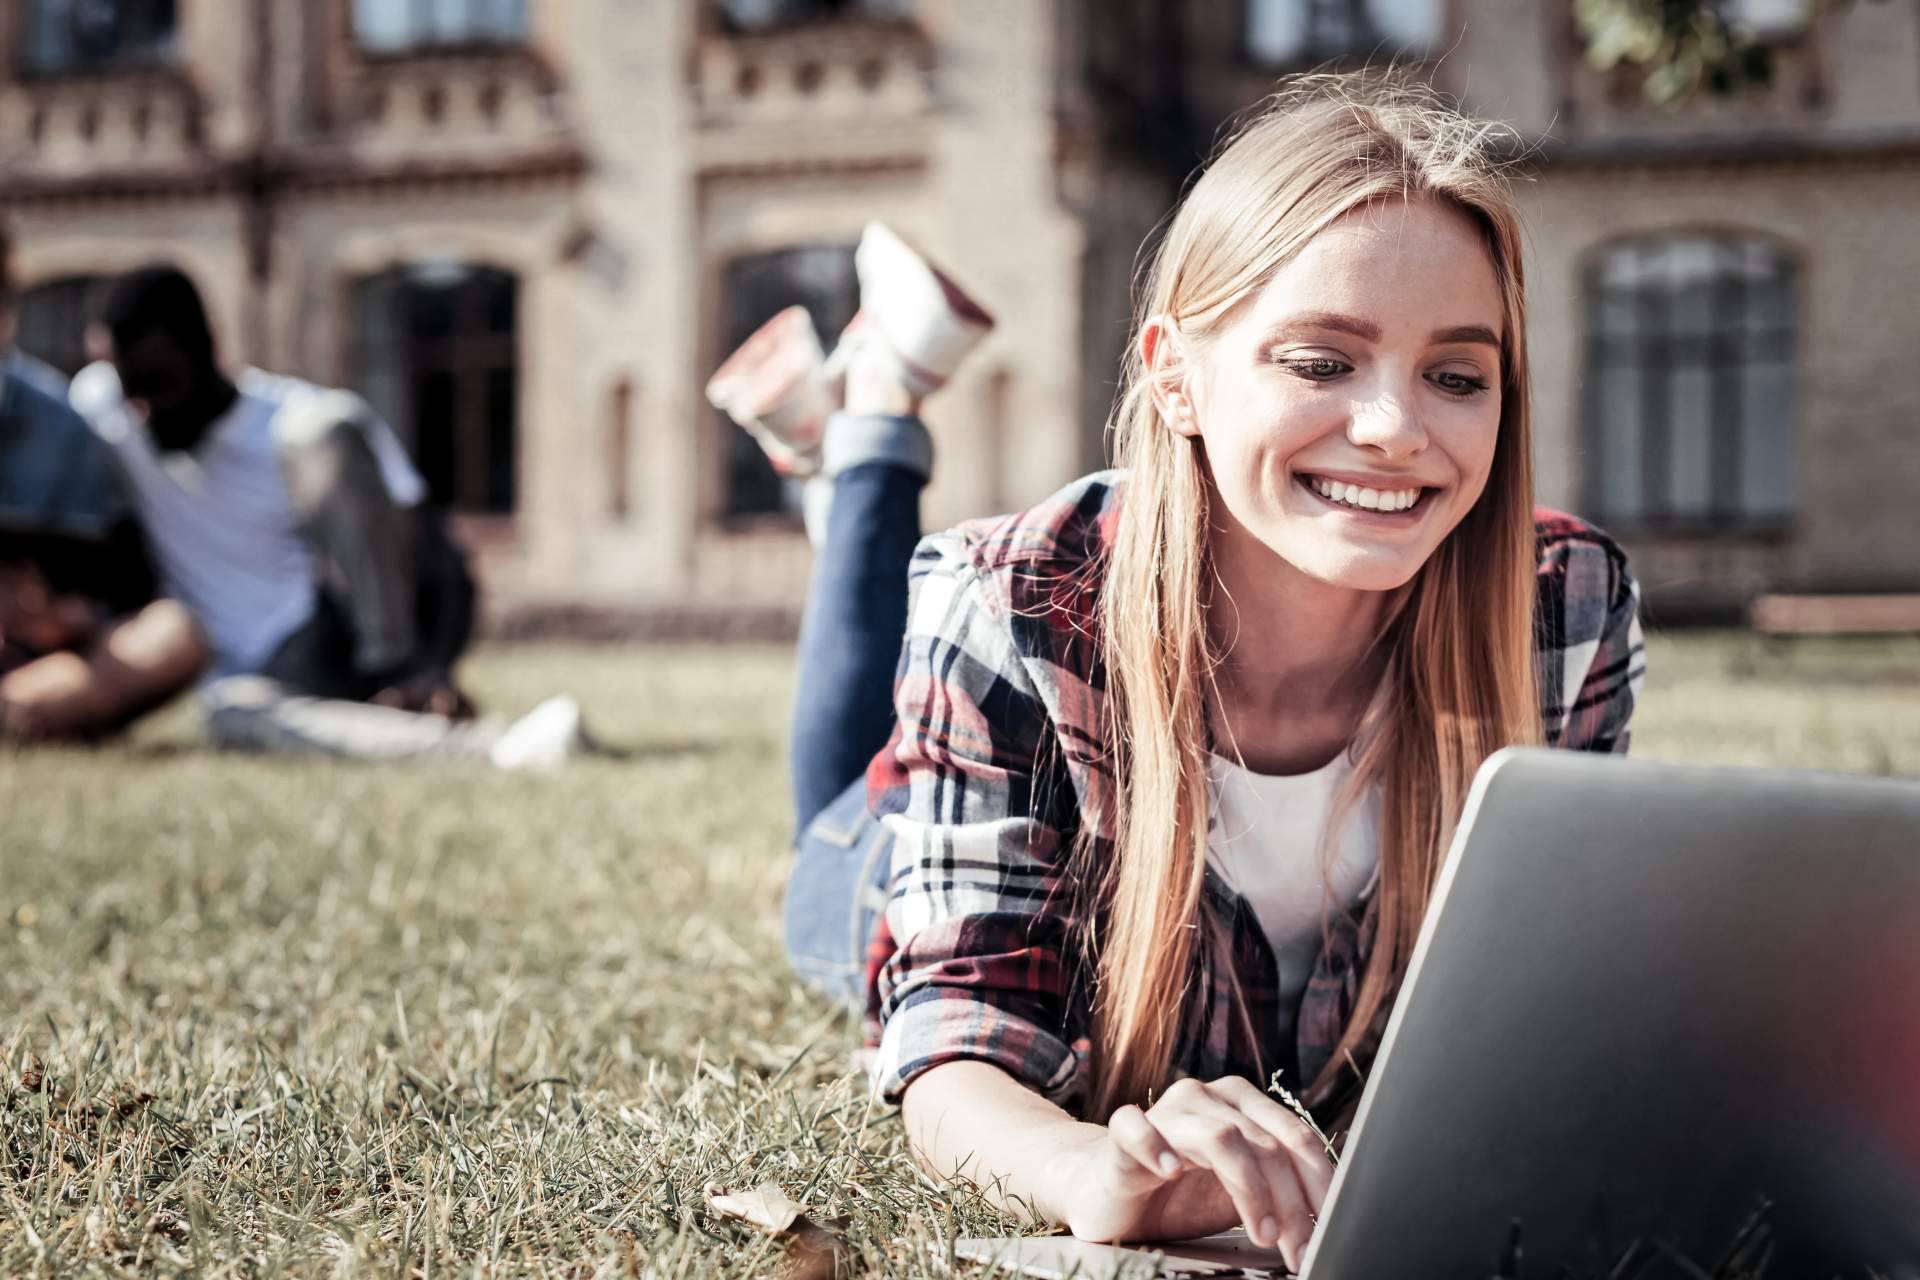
[0,600,208,741]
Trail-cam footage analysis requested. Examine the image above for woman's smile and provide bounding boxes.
[1293,470,1435,520]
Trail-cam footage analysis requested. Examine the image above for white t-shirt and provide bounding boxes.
[71,362,424,678]
[1207,749,1381,1043]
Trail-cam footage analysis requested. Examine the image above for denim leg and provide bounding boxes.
[784,779,896,1007]
[787,413,929,834]
[783,412,928,1006]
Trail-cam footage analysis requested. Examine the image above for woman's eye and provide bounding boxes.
[1282,357,1349,381]
[1430,370,1491,397]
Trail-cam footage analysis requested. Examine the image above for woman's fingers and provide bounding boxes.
[1115,1077,1331,1263]
[1156,1103,1302,1256]
[1161,1117,1275,1248]
[1192,1091,1315,1265]
[1106,1103,1183,1181]
[1206,1077,1337,1211]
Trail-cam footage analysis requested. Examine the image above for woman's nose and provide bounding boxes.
[1346,390,1428,461]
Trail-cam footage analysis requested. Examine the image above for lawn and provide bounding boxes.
[3,632,1917,1277]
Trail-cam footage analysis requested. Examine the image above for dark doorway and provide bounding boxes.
[349,263,519,514]
[718,244,857,518]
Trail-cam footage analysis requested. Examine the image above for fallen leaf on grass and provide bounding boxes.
[703,1181,851,1280]
[149,1213,189,1243]
[704,1182,804,1234]
[111,1091,156,1121]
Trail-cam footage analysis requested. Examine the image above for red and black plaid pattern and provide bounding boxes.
[863,471,1646,1117]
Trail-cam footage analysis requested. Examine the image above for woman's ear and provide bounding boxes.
[1139,315,1202,439]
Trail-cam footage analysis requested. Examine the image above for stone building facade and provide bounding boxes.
[3,0,1916,621]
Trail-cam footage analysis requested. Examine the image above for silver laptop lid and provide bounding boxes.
[1302,748,1920,1278]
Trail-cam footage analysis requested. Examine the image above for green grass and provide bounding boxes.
[3,632,1916,1277]
[1631,631,1920,776]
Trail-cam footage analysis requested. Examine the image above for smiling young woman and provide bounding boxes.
[711,73,1646,1270]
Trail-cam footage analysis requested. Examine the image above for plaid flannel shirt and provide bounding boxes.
[863,470,1646,1120]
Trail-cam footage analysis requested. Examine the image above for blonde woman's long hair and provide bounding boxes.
[1087,74,1541,1120]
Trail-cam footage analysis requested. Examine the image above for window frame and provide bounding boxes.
[1580,232,1799,538]
[713,0,915,37]
[349,0,530,58]
[14,0,179,79]
[1239,0,1442,70]
[1725,0,1813,42]
[712,242,860,524]
[346,263,521,517]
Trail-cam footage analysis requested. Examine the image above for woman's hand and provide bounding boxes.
[1049,1076,1334,1270]
[370,669,476,720]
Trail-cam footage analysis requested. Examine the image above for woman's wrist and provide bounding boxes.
[901,1061,1107,1228]
[1031,1122,1112,1227]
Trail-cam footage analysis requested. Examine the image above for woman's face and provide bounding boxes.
[1171,197,1507,594]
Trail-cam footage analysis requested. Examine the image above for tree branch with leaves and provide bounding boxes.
[1573,0,1891,103]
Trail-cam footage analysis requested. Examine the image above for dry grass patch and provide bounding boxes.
[2,634,1914,1276]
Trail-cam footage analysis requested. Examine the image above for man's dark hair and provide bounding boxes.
[0,226,13,308]
[100,265,214,361]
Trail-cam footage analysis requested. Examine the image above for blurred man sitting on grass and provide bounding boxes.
[0,233,208,742]
[68,265,589,768]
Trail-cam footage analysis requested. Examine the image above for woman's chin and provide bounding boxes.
[1262,536,1430,594]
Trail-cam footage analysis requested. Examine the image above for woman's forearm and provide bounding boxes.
[900,1059,1105,1226]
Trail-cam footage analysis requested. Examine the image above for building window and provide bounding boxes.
[1583,235,1796,532]
[1244,0,1440,66]
[349,263,518,514]
[717,0,913,34]
[607,376,633,520]
[18,0,177,76]
[718,244,856,518]
[352,0,528,53]
[14,275,108,377]
[1727,0,1811,39]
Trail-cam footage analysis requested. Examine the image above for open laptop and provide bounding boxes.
[957,748,1920,1277]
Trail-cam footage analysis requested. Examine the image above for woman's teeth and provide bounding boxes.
[1308,476,1422,512]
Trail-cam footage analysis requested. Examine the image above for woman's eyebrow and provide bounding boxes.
[1269,311,1384,341]
[1264,315,1502,348]
[1429,323,1501,348]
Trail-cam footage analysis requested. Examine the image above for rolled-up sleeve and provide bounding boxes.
[1544,533,1647,754]
[866,532,1087,1110]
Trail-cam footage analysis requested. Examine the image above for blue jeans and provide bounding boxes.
[781,414,928,1007]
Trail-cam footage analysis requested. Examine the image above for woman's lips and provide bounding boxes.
[1296,472,1432,516]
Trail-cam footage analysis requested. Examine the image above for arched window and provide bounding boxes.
[1728,0,1812,38]
[15,274,110,378]
[19,0,176,75]
[718,0,913,33]
[352,0,527,52]
[349,263,518,514]
[1584,235,1796,531]
[1245,0,1441,66]
[718,244,857,518]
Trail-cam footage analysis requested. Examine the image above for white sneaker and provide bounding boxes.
[845,222,995,398]
[489,695,589,771]
[704,305,835,477]
[705,229,993,476]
